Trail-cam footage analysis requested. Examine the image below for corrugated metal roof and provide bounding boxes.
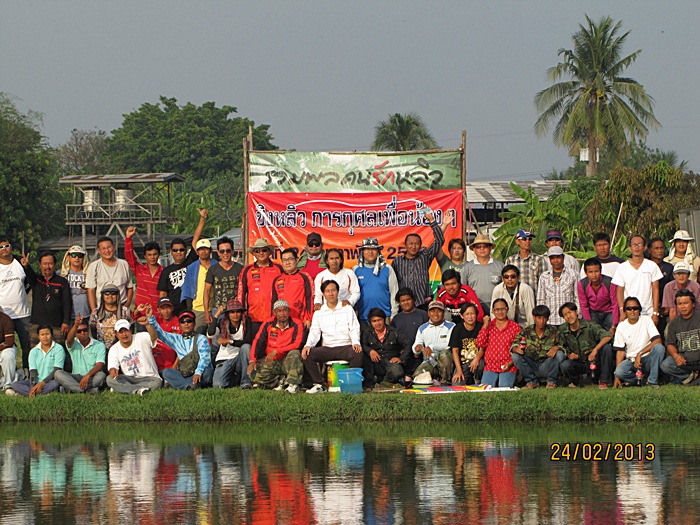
[59,173,185,185]
[465,180,566,204]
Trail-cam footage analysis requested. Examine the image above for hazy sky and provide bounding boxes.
[2,1,698,181]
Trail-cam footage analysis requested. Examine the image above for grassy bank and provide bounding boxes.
[1,386,700,423]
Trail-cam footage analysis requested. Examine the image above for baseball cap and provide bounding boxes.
[307,232,322,244]
[546,230,563,241]
[114,319,131,332]
[427,300,445,311]
[515,229,535,240]
[546,246,564,257]
[178,310,196,321]
[674,261,692,274]
[195,239,212,250]
[67,245,86,255]
[158,297,173,308]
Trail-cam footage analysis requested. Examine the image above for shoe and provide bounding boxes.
[682,371,698,385]
[648,383,660,389]
[240,383,252,390]
[5,388,17,397]
[89,387,100,395]
[522,383,538,389]
[599,383,608,390]
[136,388,150,396]
[59,386,66,394]
[273,382,286,391]
[13,370,24,382]
[306,383,325,394]
[568,383,578,388]
[110,388,115,393]
[285,384,299,394]
[546,383,556,389]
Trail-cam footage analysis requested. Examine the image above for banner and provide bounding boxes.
[249,151,462,192]
[247,190,463,280]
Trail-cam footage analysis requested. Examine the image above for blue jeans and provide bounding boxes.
[512,350,565,385]
[212,344,251,388]
[11,378,60,396]
[614,344,665,385]
[163,364,214,390]
[660,354,693,383]
[590,311,613,331]
[482,371,516,388]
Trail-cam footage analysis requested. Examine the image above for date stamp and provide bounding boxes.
[550,442,655,461]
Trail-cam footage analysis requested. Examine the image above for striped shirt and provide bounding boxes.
[505,251,548,295]
[124,237,162,312]
[537,268,580,325]
[391,221,445,305]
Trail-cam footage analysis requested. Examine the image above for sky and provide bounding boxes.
[2,1,698,181]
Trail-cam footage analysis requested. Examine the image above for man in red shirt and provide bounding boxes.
[248,300,306,392]
[125,226,162,315]
[296,232,326,280]
[150,297,179,371]
[237,238,283,336]
[271,248,314,329]
[435,269,485,324]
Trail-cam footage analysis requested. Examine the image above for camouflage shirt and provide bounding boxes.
[513,324,560,361]
[557,319,611,361]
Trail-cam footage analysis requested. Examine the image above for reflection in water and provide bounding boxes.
[0,422,695,524]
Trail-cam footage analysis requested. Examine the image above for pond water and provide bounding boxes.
[0,421,697,524]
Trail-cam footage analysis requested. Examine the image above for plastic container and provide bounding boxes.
[337,368,363,394]
[326,360,349,392]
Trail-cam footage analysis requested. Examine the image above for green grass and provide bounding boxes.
[1,385,700,423]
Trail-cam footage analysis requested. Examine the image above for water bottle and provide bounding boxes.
[589,361,597,382]
[426,353,438,367]
[520,337,526,353]
[636,369,643,385]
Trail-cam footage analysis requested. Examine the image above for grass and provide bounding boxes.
[1,385,700,423]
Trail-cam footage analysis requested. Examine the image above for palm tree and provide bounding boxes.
[534,15,660,176]
[371,113,439,151]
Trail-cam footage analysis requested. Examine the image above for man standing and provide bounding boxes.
[660,290,700,385]
[86,236,133,310]
[301,280,362,394]
[124,226,162,315]
[613,235,662,324]
[297,232,326,280]
[391,207,445,309]
[578,258,618,331]
[314,248,360,309]
[505,229,547,295]
[490,265,535,327]
[544,230,580,275]
[665,230,700,281]
[648,236,675,337]
[204,236,243,325]
[662,262,700,322]
[238,238,283,336]
[461,234,504,315]
[25,251,72,348]
[0,311,17,391]
[353,238,398,324]
[411,300,455,385]
[271,248,314,328]
[60,245,90,320]
[180,239,218,333]
[249,300,306,392]
[55,315,106,394]
[361,308,411,389]
[0,235,31,371]
[581,232,624,279]
[435,269,484,324]
[537,247,580,326]
[89,284,133,351]
[106,317,162,395]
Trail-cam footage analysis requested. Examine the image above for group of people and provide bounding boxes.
[2,203,700,396]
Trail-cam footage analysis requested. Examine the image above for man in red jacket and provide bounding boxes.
[271,248,314,329]
[248,300,306,393]
[237,238,282,337]
[435,269,485,324]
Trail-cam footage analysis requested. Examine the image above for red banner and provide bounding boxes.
[247,190,463,277]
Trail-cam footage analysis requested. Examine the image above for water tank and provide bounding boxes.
[114,187,136,212]
[83,188,101,212]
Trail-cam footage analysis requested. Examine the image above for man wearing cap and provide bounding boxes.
[106,312,162,395]
[435,269,485,324]
[249,300,306,392]
[89,284,133,350]
[203,236,244,326]
[86,236,133,311]
[411,300,455,384]
[662,262,700,321]
[544,230,580,276]
[207,299,253,389]
[460,234,504,315]
[314,248,360,310]
[271,248,314,329]
[665,230,700,281]
[180,237,218,333]
[301,280,362,394]
[55,314,106,394]
[537,246,580,326]
[238,238,283,336]
[157,208,208,315]
[60,244,90,320]
[391,207,445,309]
[353,238,399,324]
[150,297,180,371]
[124,226,163,315]
[148,307,213,389]
[613,235,662,324]
[297,232,327,280]
[505,229,548,295]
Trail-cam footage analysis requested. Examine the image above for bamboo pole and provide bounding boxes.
[611,201,624,247]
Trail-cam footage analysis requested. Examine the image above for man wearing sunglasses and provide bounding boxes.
[297,232,326,280]
[89,284,133,351]
[0,234,31,372]
[238,238,283,337]
[204,236,243,326]
[60,245,90,320]
[55,314,106,393]
[505,229,547,295]
[490,265,535,327]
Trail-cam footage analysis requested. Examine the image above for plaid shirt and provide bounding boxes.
[505,252,548,294]
[537,268,580,325]
[558,319,610,361]
[514,324,560,361]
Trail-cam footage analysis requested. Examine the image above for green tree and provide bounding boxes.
[371,113,439,151]
[0,93,65,249]
[534,15,660,176]
[56,128,112,175]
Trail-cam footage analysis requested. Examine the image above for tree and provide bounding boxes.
[371,113,439,151]
[0,93,65,249]
[55,128,112,175]
[534,15,660,176]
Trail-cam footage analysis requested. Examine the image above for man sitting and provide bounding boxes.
[660,289,700,385]
[55,314,106,394]
[301,280,362,394]
[411,301,455,385]
[207,300,253,389]
[510,305,565,389]
[106,316,162,395]
[361,308,411,389]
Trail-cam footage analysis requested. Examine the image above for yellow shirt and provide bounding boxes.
[192,266,209,311]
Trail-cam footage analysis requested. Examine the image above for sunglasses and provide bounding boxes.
[253,248,268,253]
[0,244,10,249]
[624,306,642,311]
[307,241,321,248]
[502,274,518,279]
[219,249,232,254]
[473,244,490,249]
[102,291,119,296]
[76,328,89,334]
[180,318,195,323]
[69,253,84,258]
[171,248,186,253]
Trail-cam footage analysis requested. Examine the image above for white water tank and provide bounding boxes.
[114,187,136,212]
[83,188,101,212]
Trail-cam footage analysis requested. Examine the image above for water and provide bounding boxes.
[0,421,698,524]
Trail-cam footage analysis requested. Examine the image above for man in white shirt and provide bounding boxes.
[411,300,455,384]
[302,280,362,393]
[491,265,535,327]
[313,249,360,309]
[612,235,662,324]
[86,236,133,310]
[106,317,162,395]
[0,235,31,371]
